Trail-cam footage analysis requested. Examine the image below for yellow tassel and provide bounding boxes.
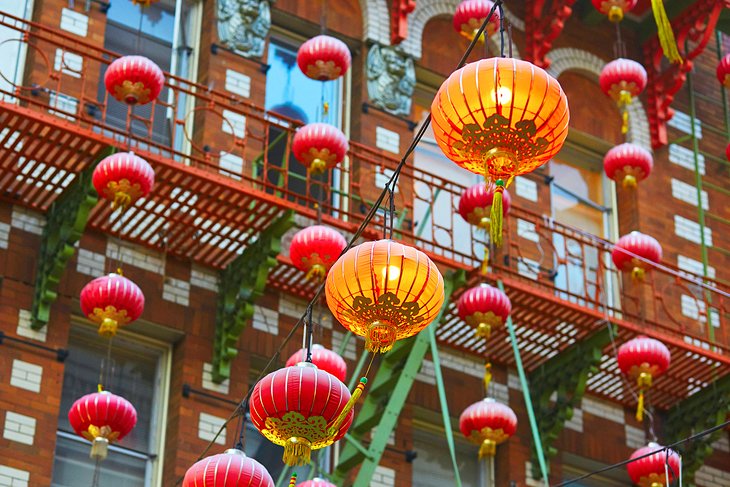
[328,378,367,437]
[651,0,682,64]
[636,389,645,422]
[621,109,629,134]
[283,437,312,466]
[483,363,492,392]
[481,247,489,275]
[305,264,326,281]
[475,322,491,339]
[622,174,637,189]
[98,383,103,393]
[479,439,497,458]
[490,181,504,248]
[288,473,298,486]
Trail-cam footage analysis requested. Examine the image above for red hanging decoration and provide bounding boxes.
[453,0,500,41]
[599,58,647,134]
[68,391,137,460]
[249,362,355,466]
[457,284,511,339]
[617,336,670,422]
[726,142,730,162]
[297,479,337,487]
[80,273,145,337]
[297,35,351,81]
[458,183,511,229]
[717,54,730,88]
[292,123,349,175]
[459,398,517,459]
[289,225,347,281]
[611,231,662,282]
[603,143,653,189]
[104,55,165,105]
[93,152,155,210]
[626,443,680,486]
[590,0,638,22]
[183,449,274,487]
[286,344,348,383]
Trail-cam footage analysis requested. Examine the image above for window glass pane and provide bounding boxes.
[107,0,177,42]
[412,429,481,486]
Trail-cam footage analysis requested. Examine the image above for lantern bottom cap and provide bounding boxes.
[478,438,497,458]
[365,321,396,353]
[90,437,109,460]
[608,5,624,22]
[283,437,312,466]
[98,318,119,337]
[475,322,492,339]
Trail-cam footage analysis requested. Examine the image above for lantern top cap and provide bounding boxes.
[295,361,318,369]
[482,397,496,403]
[223,448,247,457]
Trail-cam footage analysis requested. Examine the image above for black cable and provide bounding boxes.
[305,305,314,363]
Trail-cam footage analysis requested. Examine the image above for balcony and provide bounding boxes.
[0,10,728,411]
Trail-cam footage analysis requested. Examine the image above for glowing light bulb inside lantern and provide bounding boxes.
[381,265,401,283]
[492,86,512,104]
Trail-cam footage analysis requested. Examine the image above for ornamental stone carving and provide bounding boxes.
[366,44,415,117]
[217,0,271,59]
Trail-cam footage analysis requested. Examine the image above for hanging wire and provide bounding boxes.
[305,305,315,362]
[498,3,506,58]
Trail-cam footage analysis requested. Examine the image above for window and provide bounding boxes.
[561,453,631,486]
[412,428,483,486]
[51,325,170,487]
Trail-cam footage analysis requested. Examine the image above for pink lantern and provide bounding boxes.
[104,55,165,105]
[286,344,348,383]
[611,232,662,281]
[603,143,653,189]
[626,443,680,486]
[453,0,500,41]
[297,35,351,81]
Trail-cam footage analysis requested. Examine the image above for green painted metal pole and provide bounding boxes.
[497,280,549,485]
[716,31,730,139]
[275,466,291,487]
[428,325,463,487]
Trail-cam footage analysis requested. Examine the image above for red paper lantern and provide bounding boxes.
[80,273,145,337]
[249,362,354,466]
[618,336,670,421]
[603,143,653,189]
[453,0,500,41]
[611,232,662,281]
[627,443,680,487]
[298,479,337,487]
[286,344,347,383]
[726,142,730,162]
[104,55,165,105]
[457,284,511,339]
[289,225,347,281]
[93,152,155,210]
[458,183,511,229]
[297,35,351,81]
[459,398,517,458]
[717,54,730,87]
[590,0,638,22]
[292,123,349,174]
[183,449,274,487]
[599,58,647,134]
[68,391,137,460]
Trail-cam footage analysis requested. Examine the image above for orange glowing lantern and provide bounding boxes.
[599,58,647,135]
[431,58,569,246]
[325,240,444,353]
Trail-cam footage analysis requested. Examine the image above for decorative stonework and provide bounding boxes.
[360,0,390,44]
[366,44,415,117]
[217,0,271,58]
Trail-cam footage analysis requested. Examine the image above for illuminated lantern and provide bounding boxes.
[717,54,730,87]
[599,58,647,135]
[289,225,347,281]
[68,391,137,460]
[458,183,511,229]
[603,143,653,189]
[453,0,500,41]
[249,362,355,466]
[297,35,351,81]
[93,152,155,210]
[183,449,274,487]
[104,55,165,105]
[292,123,349,174]
[286,344,348,383]
[298,479,337,487]
[431,58,569,246]
[457,284,511,339]
[325,239,445,353]
[459,398,517,458]
[611,231,662,282]
[617,336,670,422]
[80,273,145,337]
[590,0,638,22]
[626,443,680,487]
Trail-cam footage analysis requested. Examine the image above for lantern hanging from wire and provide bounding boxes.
[626,443,680,487]
[431,58,569,247]
[611,231,662,282]
[590,0,638,22]
[80,273,145,337]
[459,397,517,459]
[93,152,155,211]
[289,225,347,281]
[717,54,730,88]
[292,123,349,175]
[617,336,670,422]
[297,478,337,487]
[599,58,647,135]
[458,183,511,230]
[453,0,500,42]
[104,55,165,105]
[726,142,730,162]
[286,344,348,383]
[603,143,653,189]
[68,390,137,460]
[249,362,357,466]
[325,239,445,353]
[297,35,351,81]
[182,448,275,487]
[457,284,511,340]
[132,0,160,5]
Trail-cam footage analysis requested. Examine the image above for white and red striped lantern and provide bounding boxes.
[183,449,274,487]
[611,231,662,282]
[292,123,349,174]
[618,336,671,422]
[297,478,337,487]
[80,273,145,337]
[603,143,653,189]
[289,225,347,281]
[590,0,638,22]
[458,183,511,229]
[457,284,511,339]
[104,55,165,105]
[459,397,517,459]
[93,152,155,210]
[626,443,680,486]
[68,391,137,460]
[599,58,647,134]
[716,54,730,88]
[297,35,351,81]
[453,0,500,41]
[286,344,348,383]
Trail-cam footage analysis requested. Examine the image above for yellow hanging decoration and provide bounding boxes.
[483,363,492,392]
[481,247,490,276]
[288,473,297,487]
[651,0,682,64]
[635,371,653,422]
[489,180,505,248]
[328,377,367,436]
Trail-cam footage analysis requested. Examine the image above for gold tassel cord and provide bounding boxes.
[636,390,645,422]
[305,264,327,282]
[283,437,312,466]
[328,377,367,437]
[618,91,633,135]
[490,180,505,248]
[635,372,653,422]
[483,363,492,392]
[481,247,490,276]
[479,439,497,459]
[651,0,682,64]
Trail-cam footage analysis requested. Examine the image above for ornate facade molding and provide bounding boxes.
[366,44,416,117]
[217,0,271,59]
